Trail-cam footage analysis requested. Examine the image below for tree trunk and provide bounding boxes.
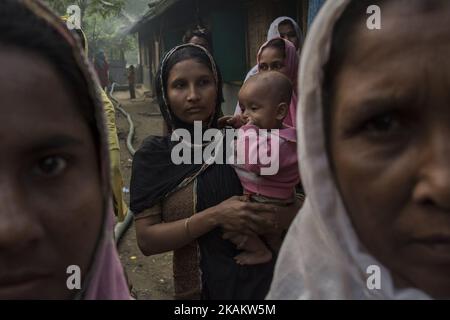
[78,0,89,27]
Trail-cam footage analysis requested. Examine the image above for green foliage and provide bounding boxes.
[44,0,137,63]
[85,12,137,61]
[45,0,125,20]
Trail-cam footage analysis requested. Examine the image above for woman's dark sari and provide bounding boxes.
[130,44,274,299]
[197,164,275,299]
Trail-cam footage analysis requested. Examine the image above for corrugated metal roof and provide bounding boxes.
[127,0,182,34]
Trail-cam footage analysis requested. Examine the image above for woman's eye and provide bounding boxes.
[198,79,211,86]
[173,82,185,89]
[365,113,400,135]
[33,156,68,177]
[272,63,283,70]
[259,64,268,71]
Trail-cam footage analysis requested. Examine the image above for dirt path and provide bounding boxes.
[113,88,174,300]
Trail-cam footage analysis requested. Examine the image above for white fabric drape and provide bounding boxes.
[267,0,430,300]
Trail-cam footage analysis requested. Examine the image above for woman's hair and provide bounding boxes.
[0,0,98,145]
[155,45,223,130]
[182,27,213,49]
[261,38,286,59]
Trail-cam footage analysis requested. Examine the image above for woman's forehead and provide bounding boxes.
[278,21,295,33]
[259,46,284,61]
[168,58,213,79]
[337,4,450,72]
[0,48,92,140]
[0,47,56,87]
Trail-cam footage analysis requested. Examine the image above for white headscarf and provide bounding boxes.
[267,16,303,47]
[267,0,431,300]
[234,16,303,115]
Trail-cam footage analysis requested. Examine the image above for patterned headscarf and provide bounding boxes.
[155,43,223,133]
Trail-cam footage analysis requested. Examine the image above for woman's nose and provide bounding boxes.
[187,84,200,102]
[413,132,450,211]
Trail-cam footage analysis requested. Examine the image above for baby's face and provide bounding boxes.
[238,81,284,129]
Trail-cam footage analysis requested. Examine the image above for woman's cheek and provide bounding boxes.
[31,156,103,245]
[27,165,103,297]
[203,87,217,119]
[334,138,414,241]
[168,91,184,114]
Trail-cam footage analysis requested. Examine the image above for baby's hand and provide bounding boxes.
[218,116,233,129]
[231,115,248,128]
[218,115,248,128]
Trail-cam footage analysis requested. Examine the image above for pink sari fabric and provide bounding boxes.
[283,92,298,128]
[257,38,299,127]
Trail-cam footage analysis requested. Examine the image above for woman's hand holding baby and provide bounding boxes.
[210,196,279,235]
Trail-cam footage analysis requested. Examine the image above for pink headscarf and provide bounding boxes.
[256,38,299,127]
[83,206,131,300]
[21,0,130,300]
[257,37,299,92]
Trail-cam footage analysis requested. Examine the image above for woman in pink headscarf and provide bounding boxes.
[256,37,299,127]
[242,16,303,83]
[0,0,130,299]
[230,38,299,128]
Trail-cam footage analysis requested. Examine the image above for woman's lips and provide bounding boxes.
[186,106,203,114]
[414,235,450,244]
[410,235,450,261]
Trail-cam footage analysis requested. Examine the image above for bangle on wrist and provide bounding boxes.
[185,216,193,239]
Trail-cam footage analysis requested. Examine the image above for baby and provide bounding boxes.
[225,71,300,265]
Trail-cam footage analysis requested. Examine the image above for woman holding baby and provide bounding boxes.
[130,44,301,300]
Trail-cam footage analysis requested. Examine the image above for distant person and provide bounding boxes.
[240,17,303,86]
[231,38,299,127]
[128,65,136,100]
[94,50,109,90]
[183,26,213,53]
[268,17,303,54]
[233,17,303,121]
[71,26,128,222]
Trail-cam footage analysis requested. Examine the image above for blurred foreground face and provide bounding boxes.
[0,47,103,299]
[329,2,450,298]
